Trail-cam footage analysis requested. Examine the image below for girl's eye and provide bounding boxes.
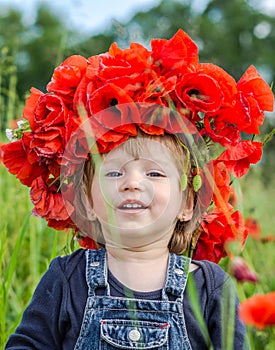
[147,171,165,177]
[105,171,122,177]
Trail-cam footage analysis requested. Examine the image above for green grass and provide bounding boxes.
[0,165,69,347]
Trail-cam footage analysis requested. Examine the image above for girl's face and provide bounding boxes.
[91,138,193,249]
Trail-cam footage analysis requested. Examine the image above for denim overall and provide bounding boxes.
[74,248,192,349]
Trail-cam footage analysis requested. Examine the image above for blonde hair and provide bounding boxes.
[77,130,201,254]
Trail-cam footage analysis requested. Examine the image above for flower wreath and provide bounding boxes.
[1,29,274,263]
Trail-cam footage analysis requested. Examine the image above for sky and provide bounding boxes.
[0,0,161,34]
[0,0,274,35]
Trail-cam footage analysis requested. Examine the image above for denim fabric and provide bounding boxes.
[74,248,192,349]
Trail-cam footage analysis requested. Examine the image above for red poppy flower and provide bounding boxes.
[78,236,99,250]
[61,118,90,177]
[220,66,274,135]
[237,65,274,113]
[24,90,68,131]
[143,75,177,98]
[230,256,258,283]
[87,84,139,139]
[138,104,172,135]
[196,63,238,106]
[215,140,262,178]
[108,42,151,71]
[212,161,232,210]
[47,55,88,104]
[1,137,49,186]
[245,216,261,240]
[30,176,75,230]
[23,92,71,159]
[193,209,248,263]
[239,292,275,329]
[203,114,241,147]
[88,83,134,114]
[96,131,130,154]
[30,127,65,158]
[176,71,224,113]
[151,29,198,71]
[23,87,44,131]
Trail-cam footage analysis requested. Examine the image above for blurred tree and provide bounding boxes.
[17,5,70,95]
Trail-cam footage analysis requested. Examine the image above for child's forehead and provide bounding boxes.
[101,138,177,165]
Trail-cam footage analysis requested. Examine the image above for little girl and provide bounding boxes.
[3,29,273,349]
[5,129,248,349]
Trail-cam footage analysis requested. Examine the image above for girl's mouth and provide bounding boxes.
[118,200,147,210]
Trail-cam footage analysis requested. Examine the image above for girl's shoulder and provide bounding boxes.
[190,259,231,295]
[50,248,86,281]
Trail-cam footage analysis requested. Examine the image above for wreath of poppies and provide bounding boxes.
[1,29,274,263]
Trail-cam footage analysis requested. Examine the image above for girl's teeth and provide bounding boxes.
[123,203,142,208]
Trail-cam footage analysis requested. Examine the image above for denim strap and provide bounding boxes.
[85,248,110,296]
[162,254,191,301]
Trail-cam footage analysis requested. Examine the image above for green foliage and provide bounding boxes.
[0,47,23,132]
[0,166,68,346]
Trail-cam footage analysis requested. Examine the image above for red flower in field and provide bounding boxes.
[1,137,49,186]
[260,234,275,243]
[215,140,262,178]
[245,216,261,240]
[151,29,198,71]
[230,256,258,283]
[194,208,248,263]
[30,176,75,230]
[47,55,88,104]
[239,292,275,329]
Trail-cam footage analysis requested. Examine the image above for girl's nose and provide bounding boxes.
[119,171,144,192]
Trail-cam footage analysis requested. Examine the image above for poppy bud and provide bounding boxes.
[193,173,202,192]
[230,256,258,283]
[180,173,188,191]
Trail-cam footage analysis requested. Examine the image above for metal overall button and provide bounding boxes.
[90,261,100,267]
[174,268,184,275]
[128,329,141,342]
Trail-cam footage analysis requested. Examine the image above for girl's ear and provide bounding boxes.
[87,207,97,221]
[177,187,194,222]
[80,184,98,221]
